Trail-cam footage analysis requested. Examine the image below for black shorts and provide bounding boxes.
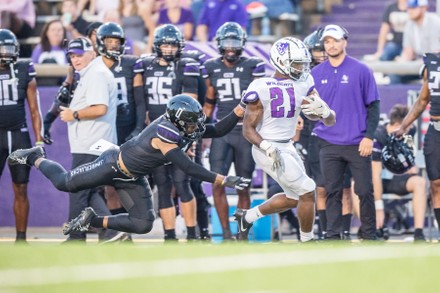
[423,125,440,181]
[209,130,255,178]
[0,127,32,184]
[382,174,415,195]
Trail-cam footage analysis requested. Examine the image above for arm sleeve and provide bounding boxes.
[133,85,146,129]
[203,110,240,138]
[365,100,380,140]
[165,148,217,183]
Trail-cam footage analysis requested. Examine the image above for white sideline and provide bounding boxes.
[0,246,439,287]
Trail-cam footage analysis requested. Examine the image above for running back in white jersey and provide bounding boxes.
[242,75,315,141]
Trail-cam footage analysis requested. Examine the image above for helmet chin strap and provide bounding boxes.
[9,62,18,86]
[114,55,122,72]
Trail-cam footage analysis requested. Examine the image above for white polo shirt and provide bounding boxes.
[68,56,117,155]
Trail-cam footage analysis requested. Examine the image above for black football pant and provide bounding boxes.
[318,139,376,240]
[38,149,155,234]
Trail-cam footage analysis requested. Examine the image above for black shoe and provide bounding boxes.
[8,146,45,166]
[200,230,211,241]
[63,207,97,235]
[234,208,253,241]
[375,227,390,240]
[342,231,352,241]
[414,233,426,243]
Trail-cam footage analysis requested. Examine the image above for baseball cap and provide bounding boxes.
[407,0,428,8]
[320,24,348,40]
[67,38,93,55]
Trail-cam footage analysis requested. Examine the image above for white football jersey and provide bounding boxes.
[243,75,314,141]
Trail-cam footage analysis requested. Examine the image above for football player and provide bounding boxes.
[236,37,336,242]
[202,22,265,240]
[8,95,251,238]
[95,22,147,242]
[394,51,440,238]
[142,24,202,241]
[0,29,44,243]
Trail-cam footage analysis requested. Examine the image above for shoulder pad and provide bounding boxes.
[141,55,158,66]
[180,57,200,76]
[16,59,36,77]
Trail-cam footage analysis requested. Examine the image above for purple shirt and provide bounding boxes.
[198,0,248,41]
[311,55,380,145]
[31,45,67,64]
[158,8,194,37]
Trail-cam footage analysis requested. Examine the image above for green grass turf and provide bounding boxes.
[0,242,438,293]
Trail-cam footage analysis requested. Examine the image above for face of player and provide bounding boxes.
[311,49,327,65]
[104,37,123,54]
[159,44,179,62]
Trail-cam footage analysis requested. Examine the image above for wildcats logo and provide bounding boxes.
[276,42,289,56]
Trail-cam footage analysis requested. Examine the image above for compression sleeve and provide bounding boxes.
[203,110,240,138]
[164,148,217,183]
[134,85,146,129]
[365,100,380,140]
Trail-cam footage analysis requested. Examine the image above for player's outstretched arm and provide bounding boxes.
[153,138,251,190]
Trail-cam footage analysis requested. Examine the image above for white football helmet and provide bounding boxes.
[270,37,312,82]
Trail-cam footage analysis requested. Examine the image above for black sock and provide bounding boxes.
[91,216,104,228]
[164,229,176,240]
[110,208,126,215]
[16,231,26,240]
[342,213,352,233]
[187,226,196,239]
[196,209,209,234]
[317,210,327,232]
[434,209,440,230]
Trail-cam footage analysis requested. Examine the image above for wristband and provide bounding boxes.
[375,199,384,210]
[35,141,44,146]
[259,140,271,151]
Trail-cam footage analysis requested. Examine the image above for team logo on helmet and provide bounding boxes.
[276,42,289,55]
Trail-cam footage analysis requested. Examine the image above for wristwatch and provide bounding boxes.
[73,111,80,121]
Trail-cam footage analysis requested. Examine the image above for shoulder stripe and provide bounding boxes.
[157,133,178,144]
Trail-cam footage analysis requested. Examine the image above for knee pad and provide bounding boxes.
[131,212,155,234]
[158,192,174,209]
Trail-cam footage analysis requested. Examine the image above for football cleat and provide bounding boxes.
[63,207,97,235]
[342,231,352,241]
[101,232,133,244]
[234,208,253,241]
[8,146,45,166]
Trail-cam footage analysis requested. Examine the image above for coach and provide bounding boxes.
[311,24,381,240]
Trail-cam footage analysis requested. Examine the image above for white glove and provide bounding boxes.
[301,94,331,118]
[260,140,284,172]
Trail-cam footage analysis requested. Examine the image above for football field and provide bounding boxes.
[0,241,439,293]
